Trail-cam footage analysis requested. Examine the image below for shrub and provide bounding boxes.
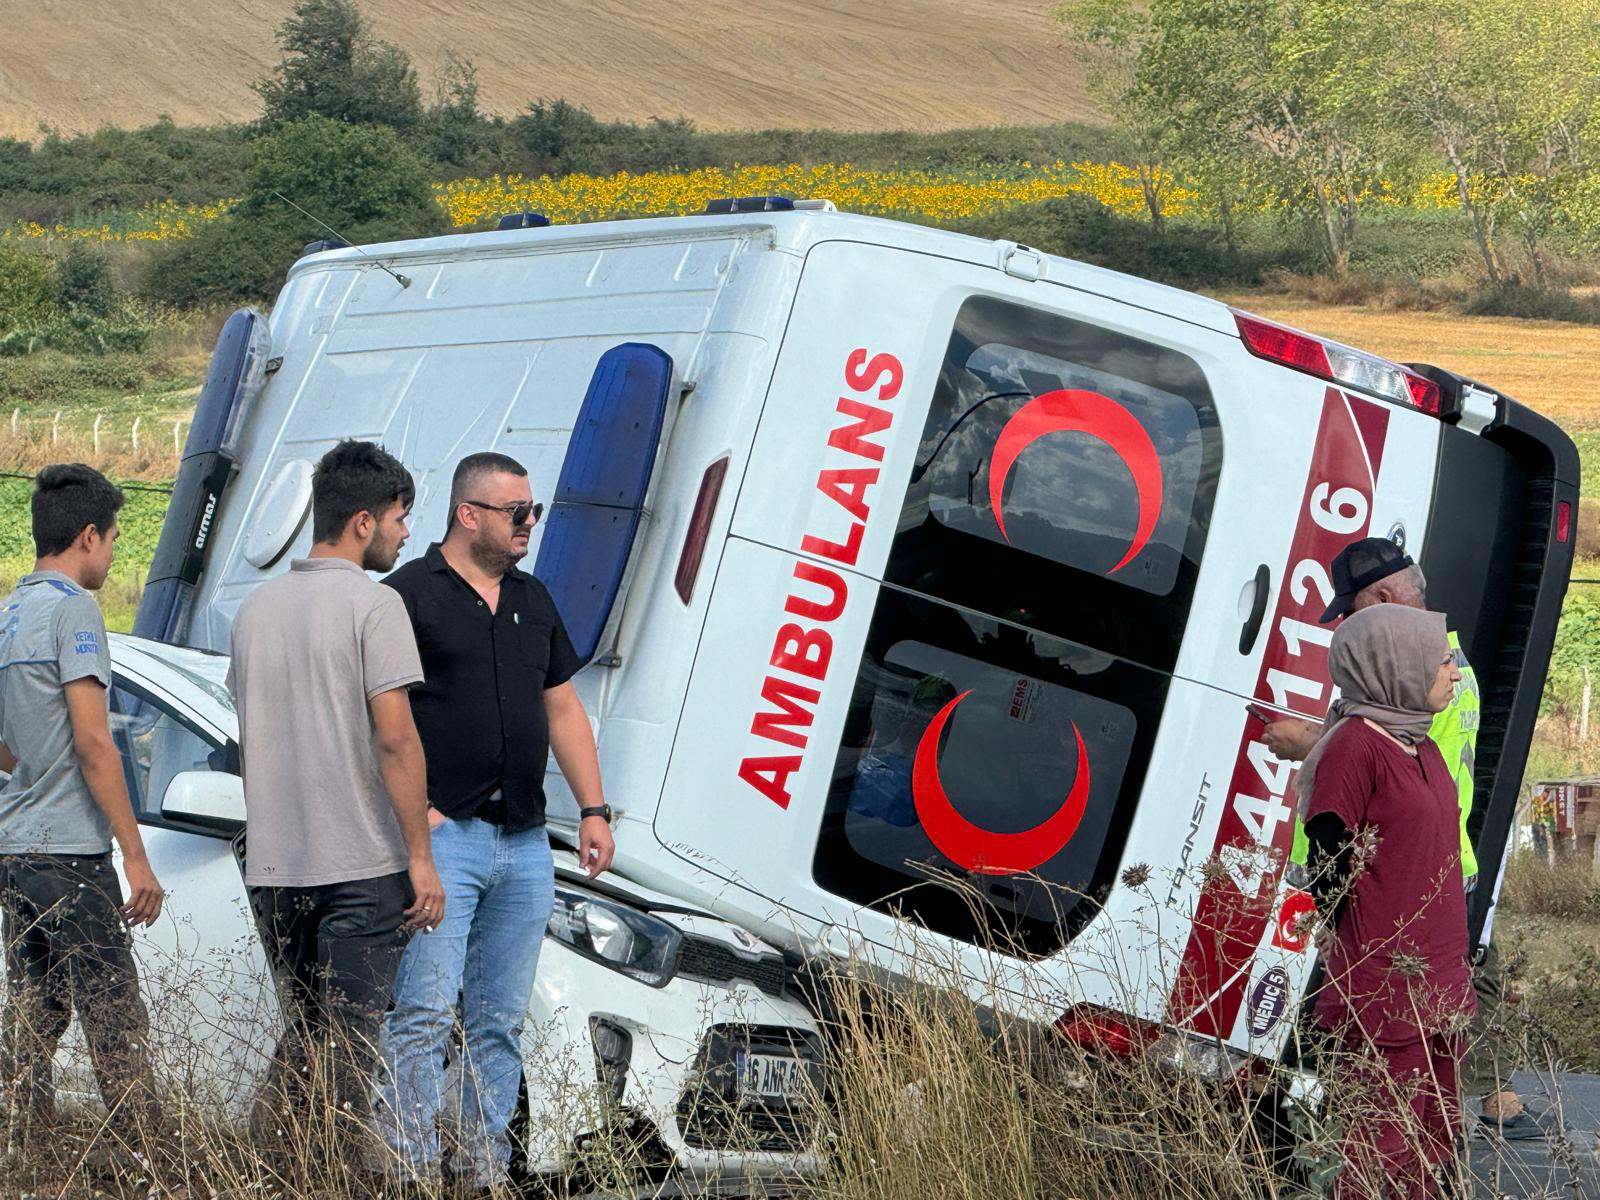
[142,226,295,308]
[0,245,56,334]
[55,244,117,317]
[1347,213,1479,280]
[952,195,1307,288]
[0,120,252,225]
[143,117,447,307]
[1525,944,1600,1072]
[1461,282,1600,325]
[1499,851,1600,920]
[509,101,716,176]
[0,350,155,403]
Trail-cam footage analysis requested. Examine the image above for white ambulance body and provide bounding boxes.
[136,204,1575,1094]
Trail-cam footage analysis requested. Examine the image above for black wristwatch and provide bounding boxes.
[580,804,612,823]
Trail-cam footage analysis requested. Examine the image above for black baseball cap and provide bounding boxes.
[1319,537,1414,624]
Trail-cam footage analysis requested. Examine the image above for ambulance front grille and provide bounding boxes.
[678,935,791,997]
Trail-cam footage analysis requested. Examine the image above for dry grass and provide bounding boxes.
[1500,851,1600,922]
[1212,293,1600,431]
[2,849,1590,1199]
[0,427,184,481]
[0,0,1096,138]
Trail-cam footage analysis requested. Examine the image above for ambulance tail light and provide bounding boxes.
[1054,1005,1158,1059]
[1056,1006,1265,1083]
[674,456,729,604]
[1233,311,1442,416]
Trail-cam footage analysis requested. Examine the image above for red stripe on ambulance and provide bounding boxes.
[1168,388,1390,1037]
[737,348,905,810]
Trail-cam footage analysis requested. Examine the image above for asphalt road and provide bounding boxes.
[1468,1071,1600,1198]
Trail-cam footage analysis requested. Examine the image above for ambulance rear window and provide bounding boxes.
[887,296,1220,673]
[812,586,1165,957]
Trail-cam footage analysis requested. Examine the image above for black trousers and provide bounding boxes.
[248,870,413,1163]
[0,852,159,1145]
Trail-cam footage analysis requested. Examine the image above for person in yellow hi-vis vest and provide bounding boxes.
[1263,537,1550,1141]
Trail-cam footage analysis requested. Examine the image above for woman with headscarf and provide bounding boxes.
[1297,604,1475,1199]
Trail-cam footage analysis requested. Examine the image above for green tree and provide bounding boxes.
[1486,0,1600,287]
[144,117,446,306]
[1057,0,1174,229]
[1373,0,1600,287]
[256,0,423,130]
[1121,0,1271,256]
[1063,0,1410,275]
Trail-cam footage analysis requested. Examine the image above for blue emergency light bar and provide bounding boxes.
[300,238,349,256]
[497,211,552,229]
[704,196,796,214]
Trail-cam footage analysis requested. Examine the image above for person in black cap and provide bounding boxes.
[1261,536,1549,1141]
[1315,536,1427,624]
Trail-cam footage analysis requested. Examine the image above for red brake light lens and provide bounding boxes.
[1054,1005,1159,1059]
[1233,309,1442,417]
[1234,312,1332,376]
[674,456,730,604]
[1557,500,1572,544]
[1404,371,1443,416]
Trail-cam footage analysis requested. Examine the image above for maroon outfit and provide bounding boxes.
[1306,719,1475,1199]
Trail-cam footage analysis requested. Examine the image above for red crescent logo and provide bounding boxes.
[987,388,1164,574]
[911,690,1090,876]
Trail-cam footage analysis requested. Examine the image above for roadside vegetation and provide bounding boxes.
[1,901,1586,1200]
[1,4,1598,1188]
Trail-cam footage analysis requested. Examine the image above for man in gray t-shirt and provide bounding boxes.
[0,464,164,1150]
[227,440,443,1175]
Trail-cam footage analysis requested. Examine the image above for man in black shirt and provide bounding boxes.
[377,451,614,1189]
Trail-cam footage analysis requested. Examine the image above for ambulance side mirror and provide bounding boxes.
[162,769,245,831]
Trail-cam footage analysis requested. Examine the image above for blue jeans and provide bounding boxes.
[378,818,554,1184]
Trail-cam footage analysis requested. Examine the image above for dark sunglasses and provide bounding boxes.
[464,499,544,527]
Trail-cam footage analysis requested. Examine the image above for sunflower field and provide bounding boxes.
[2,160,1468,246]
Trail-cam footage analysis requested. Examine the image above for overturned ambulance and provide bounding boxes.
[120,198,1576,1175]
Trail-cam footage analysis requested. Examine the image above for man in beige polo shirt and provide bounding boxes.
[228,440,445,1176]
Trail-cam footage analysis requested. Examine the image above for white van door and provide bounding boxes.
[653,240,1425,1050]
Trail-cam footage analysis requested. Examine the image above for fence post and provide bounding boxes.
[173,420,183,455]
[9,408,16,436]
[131,416,141,454]
[52,411,61,445]
[93,412,103,457]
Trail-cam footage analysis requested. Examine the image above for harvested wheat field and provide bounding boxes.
[0,0,1095,139]
[1216,297,1600,431]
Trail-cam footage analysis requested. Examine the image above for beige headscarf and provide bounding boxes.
[1295,604,1450,817]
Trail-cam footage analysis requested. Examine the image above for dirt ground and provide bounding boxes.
[0,0,1097,137]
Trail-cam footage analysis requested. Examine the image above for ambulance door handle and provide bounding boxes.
[1238,564,1271,655]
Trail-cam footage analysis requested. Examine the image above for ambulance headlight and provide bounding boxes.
[547,887,682,988]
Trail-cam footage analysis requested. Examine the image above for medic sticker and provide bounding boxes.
[1246,966,1291,1037]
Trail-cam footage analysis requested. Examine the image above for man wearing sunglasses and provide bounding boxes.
[377,450,614,1190]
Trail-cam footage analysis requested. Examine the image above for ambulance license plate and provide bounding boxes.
[735,1052,812,1105]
